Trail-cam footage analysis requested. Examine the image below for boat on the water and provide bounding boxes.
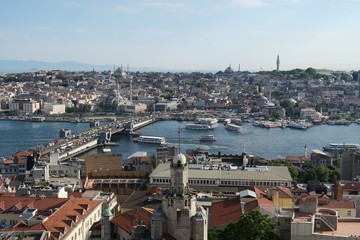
[323,143,360,152]
[287,120,312,130]
[25,116,45,122]
[225,123,242,132]
[133,135,166,144]
[186,123,215,130]
[102,146,111,153]
[199,135,217,142]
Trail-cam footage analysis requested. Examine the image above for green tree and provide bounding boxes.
[150,155,156,169]
[314,166,329,182]
[304,168,318,182]
[220,210,278,240]
[208,228,222,240]
[305,67,317,76]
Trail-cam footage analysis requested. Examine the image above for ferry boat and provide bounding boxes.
[25,116,45,122]
[133,136,166,144]
[225,123,242,132]
[323,143,360,152]
[199,135,217,142]
[186,123,215,130]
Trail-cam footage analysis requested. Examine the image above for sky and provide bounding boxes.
[1,0,360,72]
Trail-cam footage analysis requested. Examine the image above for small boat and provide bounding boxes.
[199,135,217,142]
[225,123,242,132]
[102,146,111,153]
[186,123,215,130]
[133,136,166,144]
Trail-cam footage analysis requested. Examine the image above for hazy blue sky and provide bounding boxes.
[1,0,359,72]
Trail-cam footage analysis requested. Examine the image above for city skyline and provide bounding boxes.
[1,0,360,72]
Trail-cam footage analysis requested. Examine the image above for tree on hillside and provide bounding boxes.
[219,210,280,240]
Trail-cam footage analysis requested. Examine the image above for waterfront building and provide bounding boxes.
[149,163,292,197]
[300,108,322,120]
[122,102,147,114]
[42,103,66,115]
[151,153,208,240]
[9,99,40,114]
[153,101,177,112]
[310,149,333,167]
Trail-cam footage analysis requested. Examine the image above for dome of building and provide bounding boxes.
[102,208,113,217]
[173,153,187,165]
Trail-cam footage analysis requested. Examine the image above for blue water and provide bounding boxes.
[0,120,359,160]
[0,120,89,156]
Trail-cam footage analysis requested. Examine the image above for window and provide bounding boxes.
[347,211,352,216]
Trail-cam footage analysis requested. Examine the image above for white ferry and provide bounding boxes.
[186,123,215,130]
[133,136,166,144]
[323,143,360,152]
[199,135,217,142]
[225,123,242,132]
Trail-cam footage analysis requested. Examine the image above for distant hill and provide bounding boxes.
[0,60,190,73]
[0,60,115,73]
[0,60,213,73]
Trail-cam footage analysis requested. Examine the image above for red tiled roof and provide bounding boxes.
[324,200,356,209]
[209,197,242,227]
[0,196,68,214]
[277,187,293,199]
[111,207,154,235]
[42,197,101,239]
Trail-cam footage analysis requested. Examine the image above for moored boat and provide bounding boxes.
[225,123,242,132]
[186,123,215,130]
[133,135,166,144]
[323,143,360,152]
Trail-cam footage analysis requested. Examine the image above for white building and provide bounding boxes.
[25,165,49,184]
[300,108,322,120]
[43,103,66,115]
[9,99,40,114]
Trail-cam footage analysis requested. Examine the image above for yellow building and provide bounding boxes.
[271,187,294,210]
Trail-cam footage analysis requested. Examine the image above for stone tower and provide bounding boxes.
[151,153,208,240]
[276,55,280,71]
[101,208,113,240]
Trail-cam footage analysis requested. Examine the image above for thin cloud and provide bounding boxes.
[230,0,269,8]
[114,5,137,13]
[138,1,189,10]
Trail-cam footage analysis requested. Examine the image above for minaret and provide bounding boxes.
[276,55,280,71]
[304,145,307,158]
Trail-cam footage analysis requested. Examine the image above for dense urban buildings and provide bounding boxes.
[0,66,359,239]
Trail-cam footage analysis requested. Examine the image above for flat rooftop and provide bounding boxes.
[316,221,360,237]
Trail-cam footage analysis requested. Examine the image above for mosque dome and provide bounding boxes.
[172,153,187,165]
